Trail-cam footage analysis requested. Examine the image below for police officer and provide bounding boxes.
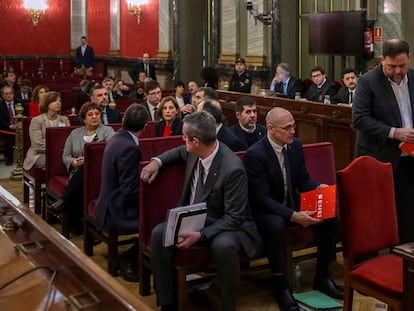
[228,58,252,94]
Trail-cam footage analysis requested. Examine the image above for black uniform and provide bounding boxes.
[229,71,252,93]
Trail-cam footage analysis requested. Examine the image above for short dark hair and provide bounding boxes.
[382,39,410,58]
[79,102,102,122]
[235,96,256,113]
[198,87,218,100]
[310,66,325,76]
[342,67,356,77]
[40,91,61,113]
[81,36,87,40]
[89,84,106,96]
[183,111,216,145]
[174,80,185,88]
[123,104,150,132]
[144,80,161,93]
[20,79,32,88]
[202,100,223,124]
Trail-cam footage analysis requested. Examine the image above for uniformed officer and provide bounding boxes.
[228,58,252,94]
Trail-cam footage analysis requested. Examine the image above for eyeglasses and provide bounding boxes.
[273,123,296,131]
[311,73,322,78]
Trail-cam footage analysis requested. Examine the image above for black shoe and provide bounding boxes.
[49,199,64,214]
[160,304,177,311]
[313,277,344,300]
[118,257,139,282]
[275,288,299,311]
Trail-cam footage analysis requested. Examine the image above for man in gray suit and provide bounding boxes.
[140,111,263,311]
[353,39,414,243]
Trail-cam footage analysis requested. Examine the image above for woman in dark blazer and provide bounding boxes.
[155,96,183,137]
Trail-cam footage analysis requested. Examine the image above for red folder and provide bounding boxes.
[300,185,337,219]
[399,142,414,156]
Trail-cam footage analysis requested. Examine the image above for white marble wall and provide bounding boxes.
[158,0,171,54]
[71,0,87,49]
[110,0,120,51]
[220,0,238,57]
[374,0,402,56]
[247,0,266,56]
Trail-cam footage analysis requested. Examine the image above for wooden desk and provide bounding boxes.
[0,191,153,311]
[217,90,355,169]
[392,244,414,311]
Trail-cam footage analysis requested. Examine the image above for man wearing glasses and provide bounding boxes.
[304,66,338,103]
[143,80,162,121]
[243,107,343,311]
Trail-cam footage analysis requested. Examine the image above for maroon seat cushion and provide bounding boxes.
[48,176,69,197]
[351,254,403,296]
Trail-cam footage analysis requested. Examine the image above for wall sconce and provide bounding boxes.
[23,0,48,26]
[127,0,149,25]
[246,0,273,26]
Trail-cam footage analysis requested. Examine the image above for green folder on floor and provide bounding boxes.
[293,290,343,310]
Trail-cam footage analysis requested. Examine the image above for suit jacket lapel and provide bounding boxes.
[408,70,414,123]
[201,146,222,201]
[379,66,403,126]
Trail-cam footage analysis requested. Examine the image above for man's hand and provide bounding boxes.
[140,159,160,184]
[394,128,414,143]
[291,211,322,227]
[181,104,195,113]
[176,232,201,249]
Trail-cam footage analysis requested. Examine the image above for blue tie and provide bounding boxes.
[283,82,288,95]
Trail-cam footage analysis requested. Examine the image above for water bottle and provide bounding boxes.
[294,92,301,100]
[292,263,303,292]
[323,95,331,104]
[258,89,267,97]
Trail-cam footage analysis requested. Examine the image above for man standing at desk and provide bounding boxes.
[353,39,414,243]
[74,36,95,76]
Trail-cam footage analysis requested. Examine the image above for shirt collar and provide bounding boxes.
[199,140,219,172]
[127,131,139,146]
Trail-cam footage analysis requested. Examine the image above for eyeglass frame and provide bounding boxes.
[272,123,297,132]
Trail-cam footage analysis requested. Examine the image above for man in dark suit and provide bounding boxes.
[95,104,150,282]
[0,85,28,165]
[230,96,266,149]
[89,84,121,124]
[140,111,263,311]
[0,71,20,97]
[332,67,358,105]
[304,66,338,103]
[199,99,245,151]
[243,107,343,311]
[270,63,304,99]
[128,52,157,82]
[353,39,414,243]
[143,80,162,121]
[74,36,95,76]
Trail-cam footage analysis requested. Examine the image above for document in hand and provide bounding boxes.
[399,142,414,156]
[300,185,336,220]
[163,202,207,247]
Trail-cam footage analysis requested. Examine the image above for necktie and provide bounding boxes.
[102,111,108,125]
[282,147,295,210]
[283,82,288,95]
[145,64,149,77]
[7,103,15,125]
[153,107,158,120]
[349,91,353,104]
[193,160,205,204]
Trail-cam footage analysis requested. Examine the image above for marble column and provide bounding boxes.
[70,0,87,51]
[375,0,402,56]
[218,0,238,64]
[246,0,269,67]
[157,0,172,60]
[108,0,121,56]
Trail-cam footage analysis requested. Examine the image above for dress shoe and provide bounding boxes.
[118,257,139,282]
[49,199,64,214]
[275,288,299,311]
[160,304,177,311]
[313,277,344,300]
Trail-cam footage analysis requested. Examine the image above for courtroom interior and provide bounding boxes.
[1,0,414,310]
